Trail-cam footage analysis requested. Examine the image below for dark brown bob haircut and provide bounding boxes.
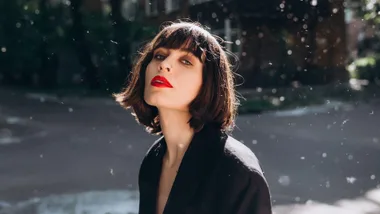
[114,20,239,135]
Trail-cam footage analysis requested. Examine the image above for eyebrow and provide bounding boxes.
[155,47,202,62]
[155,47,193,54]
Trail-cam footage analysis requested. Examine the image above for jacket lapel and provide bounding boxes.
[138,124,228,214]
[138,136,165,214]
[163,124,227,214]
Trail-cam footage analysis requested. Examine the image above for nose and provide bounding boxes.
[158,61,171,73]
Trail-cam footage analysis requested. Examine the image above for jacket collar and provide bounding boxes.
[139,124,227,214]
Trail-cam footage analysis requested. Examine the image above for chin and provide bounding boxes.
[145,97,188,112]
[143,96,156,107]
[144,93,164,107]
[144,91,192,111]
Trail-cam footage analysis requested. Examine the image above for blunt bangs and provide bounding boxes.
[151,23,218,63]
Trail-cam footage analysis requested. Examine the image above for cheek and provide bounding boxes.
[178,72,202,97]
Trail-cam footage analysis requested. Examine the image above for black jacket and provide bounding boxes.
[138,124,273,214]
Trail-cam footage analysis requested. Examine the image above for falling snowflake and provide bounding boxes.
[278,175,291,186]
[68,107,73,112]
[1,47,6,53]
[346,176,356,184]
[370,175,376,180]
[325,181,330,188]
[342,119,349,125]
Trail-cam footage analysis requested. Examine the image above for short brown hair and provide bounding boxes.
[113,20,239,135]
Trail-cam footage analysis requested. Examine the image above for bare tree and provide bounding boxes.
[38,0,59,89]
[69,0,100,89]
[109,0,131,77]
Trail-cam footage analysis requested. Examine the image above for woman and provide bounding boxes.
[114,21,272,214]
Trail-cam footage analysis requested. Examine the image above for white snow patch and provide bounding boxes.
[0,190,139,214]
[0,137,21,145]
[25,93,60,103]
[273,101,353,117]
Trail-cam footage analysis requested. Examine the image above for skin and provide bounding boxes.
[144,47,204,214]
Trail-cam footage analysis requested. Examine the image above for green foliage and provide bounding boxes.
[353,0,380,24]
[347,54,380,81]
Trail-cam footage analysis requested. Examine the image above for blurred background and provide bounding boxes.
[0,0,380,213]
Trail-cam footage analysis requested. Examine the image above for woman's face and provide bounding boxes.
[144,47,203,112]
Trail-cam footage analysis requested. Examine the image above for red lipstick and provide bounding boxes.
[151,75,173,88]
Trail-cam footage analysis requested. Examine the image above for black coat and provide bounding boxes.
[138,124,273,214]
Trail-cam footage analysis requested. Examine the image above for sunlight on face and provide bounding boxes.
[144,47,203,112]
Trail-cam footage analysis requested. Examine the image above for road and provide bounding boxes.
[0,88,379,214]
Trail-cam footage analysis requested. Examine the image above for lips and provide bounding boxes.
[150,75,173,88]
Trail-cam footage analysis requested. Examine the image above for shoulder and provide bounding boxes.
[215,136,273,213]
[222,135,264,177]
[217,135,270,191]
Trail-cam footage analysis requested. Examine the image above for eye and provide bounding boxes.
[181,59,193,66]
[154,53,165,60]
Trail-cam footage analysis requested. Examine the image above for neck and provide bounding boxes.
[158,108,194,168]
